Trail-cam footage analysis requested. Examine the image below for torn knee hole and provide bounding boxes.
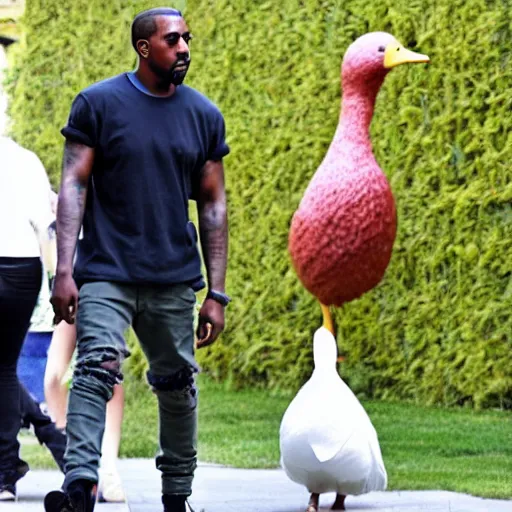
[100,359,120,372]
[147,367,197,395]
[74,352,124,386]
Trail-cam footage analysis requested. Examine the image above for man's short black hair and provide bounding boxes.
[131,7,182,51]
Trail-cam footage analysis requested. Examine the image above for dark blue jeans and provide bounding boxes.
[0,257,42,484]
[64,281,198,496]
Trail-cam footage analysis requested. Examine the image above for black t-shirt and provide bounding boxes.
[61,73,229,287]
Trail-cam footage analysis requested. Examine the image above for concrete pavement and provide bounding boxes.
[121,459,512,512]
[3,458,511,512]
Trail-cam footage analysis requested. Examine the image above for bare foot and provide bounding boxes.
[331,493,346,510]
[306,492,320,512]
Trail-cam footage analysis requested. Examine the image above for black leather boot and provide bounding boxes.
[162,493,194,512]
[44,479,97,512]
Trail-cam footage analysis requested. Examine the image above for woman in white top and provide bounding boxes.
[0,136,57,498]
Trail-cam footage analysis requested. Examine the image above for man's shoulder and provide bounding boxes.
[179,85,223,117]
[78,73,128,102]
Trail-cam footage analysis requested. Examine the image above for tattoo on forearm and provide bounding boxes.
[56,143,89,273]
[199,200,228,291]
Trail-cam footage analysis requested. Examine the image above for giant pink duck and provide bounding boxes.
[289,32,429,334]
[287,32,429,512]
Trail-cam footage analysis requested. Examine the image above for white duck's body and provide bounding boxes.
[279,327,387,496]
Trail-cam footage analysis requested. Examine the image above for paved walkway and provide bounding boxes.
[4,459,511,511]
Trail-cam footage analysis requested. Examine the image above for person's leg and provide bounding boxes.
[44,281,134,512]
[19,381,52,429]
[19,382,66,472]
[100,384,124,467]
[98,383,125,502]
[0,257,41,499]
[44,321,76,429]
[133,283,197,510]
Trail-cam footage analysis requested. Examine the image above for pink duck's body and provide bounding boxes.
[289,33,428,307]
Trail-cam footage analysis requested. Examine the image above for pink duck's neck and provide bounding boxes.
[330,75,385,157]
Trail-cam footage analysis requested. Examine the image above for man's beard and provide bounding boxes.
[150,57,191,86]
[170,62,189,85]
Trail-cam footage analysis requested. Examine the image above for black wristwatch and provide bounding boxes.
[206,289,231,307]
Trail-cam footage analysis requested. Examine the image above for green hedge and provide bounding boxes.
[6,0,512,408]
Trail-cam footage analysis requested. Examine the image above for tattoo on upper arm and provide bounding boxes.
[63,142,83,169]
[73,182,86,194]
[62,141,93,191]
[199,162,226,231]
[201,161,217,178]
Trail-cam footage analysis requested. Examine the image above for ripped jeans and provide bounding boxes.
[64,281,198,496]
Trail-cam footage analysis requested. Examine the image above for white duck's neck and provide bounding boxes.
[313,328,338,372]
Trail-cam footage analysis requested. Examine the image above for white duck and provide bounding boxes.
[279,327,387,511]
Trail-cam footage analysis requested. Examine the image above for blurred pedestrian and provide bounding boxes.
[0,136,65,500]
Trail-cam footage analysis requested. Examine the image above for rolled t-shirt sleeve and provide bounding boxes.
[190,109,230,200]
[207,111,230,161]
[61,93,98,147]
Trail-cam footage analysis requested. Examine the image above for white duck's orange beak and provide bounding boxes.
[384,42,429,69]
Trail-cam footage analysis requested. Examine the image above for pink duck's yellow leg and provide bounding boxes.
[320,303,335,335]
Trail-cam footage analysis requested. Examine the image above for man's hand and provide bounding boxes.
[196,298,225,348]
[50,272,79,324]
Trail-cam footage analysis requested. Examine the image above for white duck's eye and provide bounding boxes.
[378,46,385,52]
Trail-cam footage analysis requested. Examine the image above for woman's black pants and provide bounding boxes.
[0,257,42,482]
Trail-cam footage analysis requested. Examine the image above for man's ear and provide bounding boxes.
[137,39,150,59]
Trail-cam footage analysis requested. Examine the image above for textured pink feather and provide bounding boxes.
[289,33,398,306]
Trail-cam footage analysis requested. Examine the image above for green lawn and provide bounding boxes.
[21,375,512,499]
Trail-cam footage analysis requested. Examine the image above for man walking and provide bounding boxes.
[45,7,230,512]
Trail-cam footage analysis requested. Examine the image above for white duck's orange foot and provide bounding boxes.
[331,493,346,510]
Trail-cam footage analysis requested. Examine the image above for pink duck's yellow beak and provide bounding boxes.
[384,42,430,69]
